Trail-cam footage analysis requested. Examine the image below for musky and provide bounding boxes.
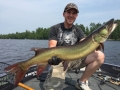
[0,0,120,34]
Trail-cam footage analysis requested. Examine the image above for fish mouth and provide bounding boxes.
[90,18,118,43]
[109,23,118,34]
[105,18,117,34]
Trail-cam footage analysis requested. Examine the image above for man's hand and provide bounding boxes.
[48,56,62,65]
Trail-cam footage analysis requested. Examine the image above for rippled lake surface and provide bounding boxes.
[0,39,120,66]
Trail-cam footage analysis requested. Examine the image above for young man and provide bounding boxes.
[44,3,105,90]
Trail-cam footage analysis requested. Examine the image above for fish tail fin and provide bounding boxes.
[37,64,47,77]
[4,62,28,85]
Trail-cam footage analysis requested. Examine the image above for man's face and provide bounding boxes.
[63,9,78,25]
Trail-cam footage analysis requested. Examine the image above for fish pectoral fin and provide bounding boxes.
[37,63,47,77]
[100,43,104,51]
[96,43,104,51]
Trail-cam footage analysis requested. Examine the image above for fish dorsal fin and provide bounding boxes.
[31,47,44,55]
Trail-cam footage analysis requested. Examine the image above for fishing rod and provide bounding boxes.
[97,73,120,85]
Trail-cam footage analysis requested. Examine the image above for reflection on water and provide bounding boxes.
[0,39,120,66]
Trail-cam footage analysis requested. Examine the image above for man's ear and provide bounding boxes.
[76,13,78,17]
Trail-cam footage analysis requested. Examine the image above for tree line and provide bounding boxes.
[0,19,120,40]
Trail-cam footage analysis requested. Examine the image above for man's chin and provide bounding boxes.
[68,22,74,25]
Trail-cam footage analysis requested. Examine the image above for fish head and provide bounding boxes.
[92,18,118,43]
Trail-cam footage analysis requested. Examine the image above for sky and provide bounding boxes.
[0,0,120,34]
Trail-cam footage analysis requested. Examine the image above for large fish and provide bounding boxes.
[4,18,118,85]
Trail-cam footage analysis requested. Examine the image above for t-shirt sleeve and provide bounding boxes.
[48,26,58,41]
[77,27,85,41]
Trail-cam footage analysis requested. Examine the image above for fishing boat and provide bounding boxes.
[0,62,120,90]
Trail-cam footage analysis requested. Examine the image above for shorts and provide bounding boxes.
[43,57,87,90]
[67,57,87,71]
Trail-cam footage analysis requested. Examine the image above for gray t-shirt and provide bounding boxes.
[49,23,85,46]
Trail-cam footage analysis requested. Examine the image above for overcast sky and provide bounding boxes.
[0,0,120,34]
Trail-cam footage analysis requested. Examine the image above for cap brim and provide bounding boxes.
[66,8,79,13]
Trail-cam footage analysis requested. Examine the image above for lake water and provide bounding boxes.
[0,39,120,66]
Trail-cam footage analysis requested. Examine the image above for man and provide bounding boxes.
[43,3,105,90]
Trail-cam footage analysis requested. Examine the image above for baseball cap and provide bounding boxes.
[64,3,79,13]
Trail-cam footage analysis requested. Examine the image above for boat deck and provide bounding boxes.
[13,68,120,90]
